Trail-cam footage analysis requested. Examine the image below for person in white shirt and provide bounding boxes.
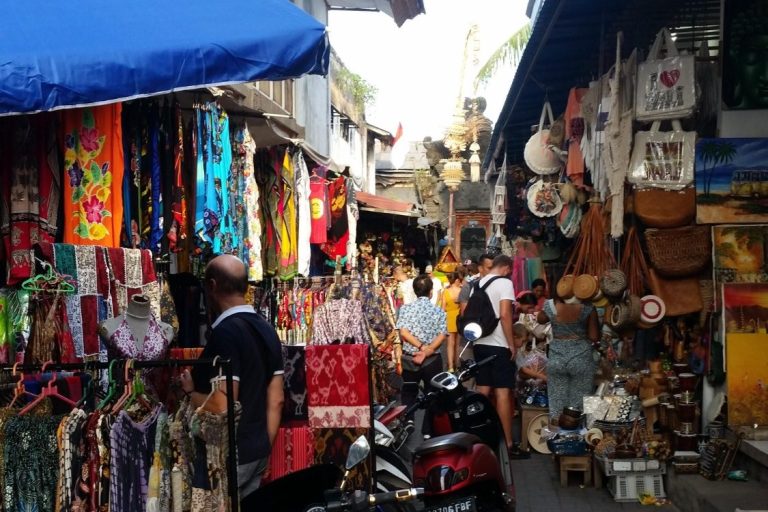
[394,266,417,305]
[470,255,521,454]
[424,264,444,307]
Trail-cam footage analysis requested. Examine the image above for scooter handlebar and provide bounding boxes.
[368,488,424,507]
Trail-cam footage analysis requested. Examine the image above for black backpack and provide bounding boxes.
[457,276,503,339]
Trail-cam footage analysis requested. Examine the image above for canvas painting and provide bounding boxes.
[723,0,768,110]
[712,225,768,308]
[725,333,768,426]
[696,138,768,224]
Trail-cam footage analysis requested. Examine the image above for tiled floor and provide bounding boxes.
[511,453,680,512]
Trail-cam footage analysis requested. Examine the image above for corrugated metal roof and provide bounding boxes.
[484,0,721,171]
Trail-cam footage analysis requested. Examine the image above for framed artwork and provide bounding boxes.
[712,225,768,309]
[723,283,768,427]
[696,138,768,224]
[723,0,768,110]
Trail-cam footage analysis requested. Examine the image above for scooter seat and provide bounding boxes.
[414,432,482,457]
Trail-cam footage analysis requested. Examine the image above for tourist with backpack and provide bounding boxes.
[457,254,521,454]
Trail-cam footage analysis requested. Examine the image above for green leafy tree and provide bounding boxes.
[474,22,532,91]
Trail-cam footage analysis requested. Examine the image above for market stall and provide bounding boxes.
[486,0,768,504]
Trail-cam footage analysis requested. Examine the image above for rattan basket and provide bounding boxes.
[645,226,710,277]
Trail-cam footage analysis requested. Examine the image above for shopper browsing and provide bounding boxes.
[462,254,520,453]
[180,254,285,498]
[396,274,448,439]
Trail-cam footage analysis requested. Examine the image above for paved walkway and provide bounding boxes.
[511,453,680,512]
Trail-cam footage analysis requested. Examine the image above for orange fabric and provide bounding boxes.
[565,87,588,183]
[62,104,124,247]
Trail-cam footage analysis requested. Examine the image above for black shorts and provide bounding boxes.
[472,344,517,389]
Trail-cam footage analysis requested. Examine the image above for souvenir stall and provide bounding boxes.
[0,2,333,510]
[487,0,768,504]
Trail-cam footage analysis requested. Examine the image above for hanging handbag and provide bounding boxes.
[636,28,697,121]
[628,120,696,189]
[633,187,695,228]
[524,101,564,175]
[645,225,710,277]
[527,179,563,217]
[648,268,703,317]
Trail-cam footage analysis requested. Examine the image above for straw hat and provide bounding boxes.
[524,102,562,175]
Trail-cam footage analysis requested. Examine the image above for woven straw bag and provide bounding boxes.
[600,269,628,299]
[645,226,710,278]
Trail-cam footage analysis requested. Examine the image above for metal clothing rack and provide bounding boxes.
[1,358,240,512]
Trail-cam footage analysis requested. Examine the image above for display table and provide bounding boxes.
[520,404,548,451]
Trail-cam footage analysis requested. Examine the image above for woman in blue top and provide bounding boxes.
[537,297,600,425]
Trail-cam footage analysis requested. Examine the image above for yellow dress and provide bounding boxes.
[444,292,461,333]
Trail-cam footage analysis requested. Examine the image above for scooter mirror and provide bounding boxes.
[463,322,482,342]
[346,435,371,470]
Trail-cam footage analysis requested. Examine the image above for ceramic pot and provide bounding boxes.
[558,413,580,430]
[562,406,582,418]
[678,373,697,392]
[708,421,725,439]
[675,431,698,451]
[673,363,691,375]
[677,402,697,423]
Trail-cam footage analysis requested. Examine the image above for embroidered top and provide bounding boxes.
[106,315,169,360]
[396,297,448,355]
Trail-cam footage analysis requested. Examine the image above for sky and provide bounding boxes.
[328,0,530,164]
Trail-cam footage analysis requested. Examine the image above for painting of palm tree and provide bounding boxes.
[696,138,768,224]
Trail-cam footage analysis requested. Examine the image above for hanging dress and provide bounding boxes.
[278,149,298,279]
[237,125,263,282]
[294,151,312,277]
[62,104,125,247]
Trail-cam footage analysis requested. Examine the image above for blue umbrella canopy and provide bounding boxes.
[0,0,329,115]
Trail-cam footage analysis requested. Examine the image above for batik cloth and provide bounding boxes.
[0,114,60,285]
[236,125,263,282]
[281,345,308,422]
[320,176,349,260]
[306,344,370,428]
[313,428,371,491]
[265,427,314,483]
[308,172,328,244]
[256,149,280,276]
[61,104,124,247]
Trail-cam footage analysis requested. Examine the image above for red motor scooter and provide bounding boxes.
[405,354,515,512]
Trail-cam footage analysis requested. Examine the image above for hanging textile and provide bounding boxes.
[346,186,359,266]
[3,413,62,512]
[564,87,588,184]
[313,428,371,491]
[0,114,61,285]
[294,151,312,277]
[149,104,164,254]
[257,149,281,276]
[320,176,349,261]
[62,104,125,247]
[235,125,263,282]
[308,172,328,244]
[306,344,370,428]
[281,345,308,422]
[311,298,370,346]
[265,427,314,483]
[278,149,298,279]
[168,103,188,253]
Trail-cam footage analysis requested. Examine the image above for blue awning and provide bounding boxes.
[0,0,330,116]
